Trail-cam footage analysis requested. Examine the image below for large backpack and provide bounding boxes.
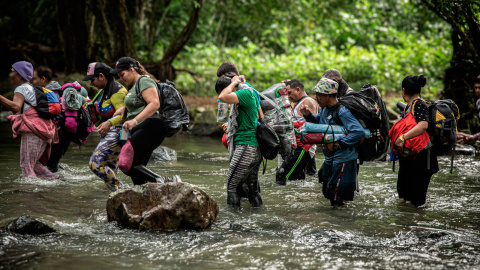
[61,85,95,145]
[26,85,62,119]
[135,76,189,137]
[332,84,390,162]
[407,99,459,172]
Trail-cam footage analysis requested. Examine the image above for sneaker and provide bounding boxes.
[164,175,182,183]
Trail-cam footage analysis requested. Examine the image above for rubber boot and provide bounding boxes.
[248,182,263,207]
[227,191,241,208]
[131,165,162,185]
[276,168,287,185]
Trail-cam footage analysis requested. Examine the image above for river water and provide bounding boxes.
[0,122,479,269]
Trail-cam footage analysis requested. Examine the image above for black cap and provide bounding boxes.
[82,62,112,81]
[110,57,138,75]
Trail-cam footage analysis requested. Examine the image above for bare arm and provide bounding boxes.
[0,93,24,114]
[299,98,319,116]
[218,76,241,104]
[122,87,160,131]
[394,121,428,150]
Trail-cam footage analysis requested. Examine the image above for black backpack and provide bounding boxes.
[333,84,390,163]
[256,118,280,160]
[135,76,189,137]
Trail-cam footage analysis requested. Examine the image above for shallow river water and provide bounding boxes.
[0,122,479,269]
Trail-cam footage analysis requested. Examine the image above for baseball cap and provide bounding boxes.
[82,62,112,81]
[12,61,34,81]
[312,78,338,94]
[473,74,480,82]
[110,57,138,75]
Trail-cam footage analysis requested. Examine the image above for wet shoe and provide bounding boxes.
[157,175,182,183]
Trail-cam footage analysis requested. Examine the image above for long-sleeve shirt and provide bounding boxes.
[305,105,365,164]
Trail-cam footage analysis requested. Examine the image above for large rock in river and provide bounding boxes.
[106,182,219,231]
[189,108,223,136]
[2,215,56,235]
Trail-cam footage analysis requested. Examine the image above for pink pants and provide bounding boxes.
[20,132,59,179]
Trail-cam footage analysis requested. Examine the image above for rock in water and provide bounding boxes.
[106,182,219,231]
[2,215,56,235]
[151,146,177,162]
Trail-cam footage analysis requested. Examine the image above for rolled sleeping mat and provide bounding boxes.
[302,122,347,134]
[301,133,346,144]
[302,122,371,138]
[300,129,371,144]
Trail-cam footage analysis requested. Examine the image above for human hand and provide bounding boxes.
[463,134,478,144]
[281,79,291,83]
[298,103,312,117]
[123,119,136,131]
[230,75,242,86]
[323,142,339,153]
[97,121,112,136]
[222,122,228,133]
[394,136,405,152]
[113,106,126,120]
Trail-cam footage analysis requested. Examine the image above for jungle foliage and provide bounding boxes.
[0,0,479,129]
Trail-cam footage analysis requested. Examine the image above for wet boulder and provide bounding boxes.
[189,108,223,136]
[454,143,476,156]
[106,182,219,231]
[2,215,56,235]
[151,146,177,162]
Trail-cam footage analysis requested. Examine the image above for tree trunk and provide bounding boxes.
[421,0,480,131]
[107,0,137,60]
[153,0,204,82]
[56,0,90,73]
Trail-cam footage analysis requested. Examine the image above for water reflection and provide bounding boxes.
[0,123,479,269]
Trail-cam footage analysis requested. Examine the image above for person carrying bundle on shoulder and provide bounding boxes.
[299,78,365,207]
[276,79,319,185]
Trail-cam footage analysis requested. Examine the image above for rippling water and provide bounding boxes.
[0,122,479,269]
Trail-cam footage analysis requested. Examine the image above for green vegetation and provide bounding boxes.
[171,0,452,100]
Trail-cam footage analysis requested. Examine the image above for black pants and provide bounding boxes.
[276,147,313,184]
[122,118,165,185]
[47,127,72,172]
[398,149,438,206]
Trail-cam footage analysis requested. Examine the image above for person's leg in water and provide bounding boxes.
[245,146,263,207]
[227,145,262,208]
[119,118,180,185]
[324,160,358,207]
[89,126,123,189]
[306,154,317,176]
[276,147,312,185]
[47,127,72,173]
[21,132,59,179]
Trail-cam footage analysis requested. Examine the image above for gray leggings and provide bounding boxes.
[227,144,262,193]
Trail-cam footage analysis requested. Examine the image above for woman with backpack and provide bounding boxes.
[110,57,180,186]
[82,62,128,190]
[391,75,438,207]
[0,61,59,179]
[215,74,263,208]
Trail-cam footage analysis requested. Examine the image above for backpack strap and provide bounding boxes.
[331,103,343,126]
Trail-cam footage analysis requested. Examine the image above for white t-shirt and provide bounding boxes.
[14,83,36,113]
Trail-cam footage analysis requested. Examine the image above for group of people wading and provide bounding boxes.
[1,60,476,209]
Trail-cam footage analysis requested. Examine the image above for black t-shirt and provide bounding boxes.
[409,98,429,123]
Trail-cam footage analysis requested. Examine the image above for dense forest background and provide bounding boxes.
[0,0,479,130]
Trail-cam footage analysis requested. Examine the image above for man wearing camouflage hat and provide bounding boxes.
[299,78,365,207]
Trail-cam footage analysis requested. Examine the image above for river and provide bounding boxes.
[0,122,479,269]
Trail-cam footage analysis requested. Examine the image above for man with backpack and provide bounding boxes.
[276,79,319,185]
[299,78,365,207]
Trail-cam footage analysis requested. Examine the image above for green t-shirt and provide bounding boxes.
[234,88,259,145]
[124,76,157,120]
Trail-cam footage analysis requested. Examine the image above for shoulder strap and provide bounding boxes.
[331,103,343,126]
[293,95,308,111]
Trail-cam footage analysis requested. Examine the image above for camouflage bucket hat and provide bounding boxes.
[312,78,338,94]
